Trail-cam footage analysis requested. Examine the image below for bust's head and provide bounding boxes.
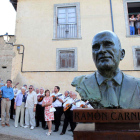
[92,31,125,76]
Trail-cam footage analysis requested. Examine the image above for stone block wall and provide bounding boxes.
[0,36,15,83]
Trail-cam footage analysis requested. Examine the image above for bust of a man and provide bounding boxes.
[71,30,140,109]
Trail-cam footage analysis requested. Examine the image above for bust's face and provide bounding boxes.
[92,31,124,72]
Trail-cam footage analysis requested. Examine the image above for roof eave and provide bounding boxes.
[10,0,17,11]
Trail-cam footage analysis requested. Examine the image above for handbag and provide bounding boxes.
[49,107,56,112]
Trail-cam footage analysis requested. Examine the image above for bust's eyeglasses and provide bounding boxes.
[29,88,32,89]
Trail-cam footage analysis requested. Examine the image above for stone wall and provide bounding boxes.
[0,36,15,83]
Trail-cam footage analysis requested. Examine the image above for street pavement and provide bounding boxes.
[0,119,73,140]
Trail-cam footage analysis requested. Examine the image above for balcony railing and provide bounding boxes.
[57,24,77,39]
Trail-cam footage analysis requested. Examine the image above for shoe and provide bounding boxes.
[20,125,24,127]
[30,126,34,130]
[15,126,18,128]
[5,123,10,127]
[60,132,65,135]
[0,118,1,121]
[36,125,39,127]
[46,131,51,136]
[1,124,5,127]
[43,126,48,130]
[10,117,14,120]
[24,125,29,128]
[68,129,72,131]
[53,129,58,132]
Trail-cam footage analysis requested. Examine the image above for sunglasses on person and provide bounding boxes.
[29,88,32,89]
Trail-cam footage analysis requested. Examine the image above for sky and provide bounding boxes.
[0,0,16,35]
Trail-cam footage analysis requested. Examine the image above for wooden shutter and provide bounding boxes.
[136,50,140,66]
[59,51,75,68]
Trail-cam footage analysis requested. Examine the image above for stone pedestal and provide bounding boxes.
[73,109,140,140]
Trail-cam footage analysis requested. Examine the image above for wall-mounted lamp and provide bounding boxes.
[3,33,10,43]
[2,33,25,72]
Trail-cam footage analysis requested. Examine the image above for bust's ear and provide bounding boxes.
[120,49,125,61]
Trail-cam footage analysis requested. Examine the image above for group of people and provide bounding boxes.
[129,14,140,35]
[0,79,93,136]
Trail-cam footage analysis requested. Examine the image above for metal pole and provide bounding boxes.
[110,0,114,32]
[12,43,24,72]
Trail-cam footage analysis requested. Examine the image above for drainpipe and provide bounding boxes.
[109,0,114,32]
[12,43,24,72]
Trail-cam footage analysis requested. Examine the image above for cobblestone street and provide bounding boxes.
[0,119,73,140]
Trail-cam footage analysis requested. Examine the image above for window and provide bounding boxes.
[123,0,140,36]
[57,7,77,38]
[53,2,81,40]
[59,51,75,68]
[56,48,77,71]
[132,46,140,69]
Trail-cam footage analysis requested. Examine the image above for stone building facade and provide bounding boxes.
[0,36,15,83]
[10,0,140,95]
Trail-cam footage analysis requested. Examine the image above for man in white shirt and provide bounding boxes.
[36,88,40,94]
[62,91,70,119]
[51,86,64,132]
[13,86,18,96]
[60,91,72,135]
[36,87,46,129]
[79,100,93,108]
[60,92,80,135]
[24,85,37,130]
[63,91,70,103]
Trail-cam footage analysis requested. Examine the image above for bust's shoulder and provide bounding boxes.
[71,72,95,87]
[123,73,140,84]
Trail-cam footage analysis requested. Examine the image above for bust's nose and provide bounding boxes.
[98,44,106,54]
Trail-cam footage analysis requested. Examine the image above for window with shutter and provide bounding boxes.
[59,51,75,68]
[132,46,140,70]
[56,48,77,71]
[136,50,140,66]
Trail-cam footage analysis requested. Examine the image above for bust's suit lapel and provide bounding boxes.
[83,73,101,102]
[119,73,138,108]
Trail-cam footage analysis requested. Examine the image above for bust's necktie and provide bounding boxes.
[100,80,118,107]
[106,80,118,107]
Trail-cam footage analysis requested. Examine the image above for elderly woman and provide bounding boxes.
[14,87,27,127]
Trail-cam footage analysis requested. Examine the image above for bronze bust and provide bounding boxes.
[71,30,140,109]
